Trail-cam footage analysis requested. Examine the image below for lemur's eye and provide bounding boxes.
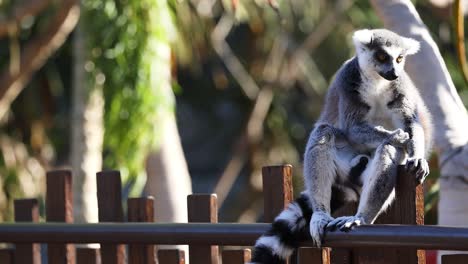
[375,51,389,63]
[396,55,404,63]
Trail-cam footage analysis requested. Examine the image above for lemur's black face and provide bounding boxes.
[372,47,405,81]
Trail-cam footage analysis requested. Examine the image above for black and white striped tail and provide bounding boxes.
[250,192,313,264]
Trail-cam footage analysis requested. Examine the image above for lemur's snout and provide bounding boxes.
[379,69,398,81]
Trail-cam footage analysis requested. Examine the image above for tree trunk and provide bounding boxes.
[144,114,192,224]
[144,99,192,261]
[144,6,193,258]
[71,17,103,223]
[370,0,468,261]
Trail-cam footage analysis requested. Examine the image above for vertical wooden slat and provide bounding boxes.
[395,166,425,264]
[158,250,185,264]
[14,199,41,264]
[352,202,397,264]
[442,254,468,264]
[221,249,251,264]
[262,165,329,264]
[128,197,156,264]
[261,165,293,222]
[46,170,75,264]
[188,194,218,264]
[97,170,125,264]
[76,248,101,264]
[331,203,357,264]
[297,247,330,264]
[262,165,293,264]
[0,248,14,264]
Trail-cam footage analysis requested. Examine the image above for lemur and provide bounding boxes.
[250,29,432,264]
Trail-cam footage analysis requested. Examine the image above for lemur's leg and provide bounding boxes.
[303,124,341,247]
[251,123,344,263]
[327,130,408,231]
[304,123,368,246]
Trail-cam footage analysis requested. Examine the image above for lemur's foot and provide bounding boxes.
[406,158,430,184]
[310,212,334,247]
[326,215,366,232]
[387,129,410,146]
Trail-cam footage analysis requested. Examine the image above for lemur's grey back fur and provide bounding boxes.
[250,29,432,264]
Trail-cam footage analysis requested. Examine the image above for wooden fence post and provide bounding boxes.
[331,203,357,264]
[97,170,126,264]
[187,194,219,264]
[395,166,425,264]
[0,248,14,264]
[261,165,293,223]
[158,250,185,264]
[221,249,251,264]
[354,166,425,264]
[46,170,75,264]
[262,165,329,264]
[76,248,101,264]
[14,198,41,264]
[127,197,157,264]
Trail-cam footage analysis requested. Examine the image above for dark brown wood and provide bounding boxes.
[46,170,75,264]
[261,165,293,222]
[442,254,468,264]
[331,202,356,264]
[297,247,330,264]
[96,170,126,264]
[395,166,425,264]
[128,197,156,264]
[14,199,41,264]
[158,250,185,264]
[221,249,251,264]
[76,248,101,264]
[353,204,397,264]
[188,194,219,264]
[0,248,14,264]
[0,223,467,249]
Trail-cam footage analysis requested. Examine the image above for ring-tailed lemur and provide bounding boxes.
[250,29,432,264]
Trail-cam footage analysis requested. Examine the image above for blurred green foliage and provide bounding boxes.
[82,0,174,193]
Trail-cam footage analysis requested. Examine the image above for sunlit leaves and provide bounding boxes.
[82,0,175,193]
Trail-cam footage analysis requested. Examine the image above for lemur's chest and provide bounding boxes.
[360,82,399,130]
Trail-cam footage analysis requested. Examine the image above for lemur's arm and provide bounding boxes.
[348,123,395,148]
[388,87,429,182]
[402,114,425,158]
[338,91,404,149]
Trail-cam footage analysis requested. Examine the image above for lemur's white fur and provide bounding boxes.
[352,29,373,47]
[255,236,294,260]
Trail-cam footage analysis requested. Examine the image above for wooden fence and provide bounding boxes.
[0,165,466,263]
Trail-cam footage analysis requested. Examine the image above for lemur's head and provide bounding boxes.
[352,29,420,81]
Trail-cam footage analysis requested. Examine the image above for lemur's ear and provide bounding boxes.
[404,37,420,55]
[352,29,373,48]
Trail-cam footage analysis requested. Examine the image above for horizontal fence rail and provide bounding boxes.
[0,223,468,250]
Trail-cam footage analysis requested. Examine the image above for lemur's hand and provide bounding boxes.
[326,215,366,232]
[310,212,334,248]
[406,157,429,184]
[386,128,410,146]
